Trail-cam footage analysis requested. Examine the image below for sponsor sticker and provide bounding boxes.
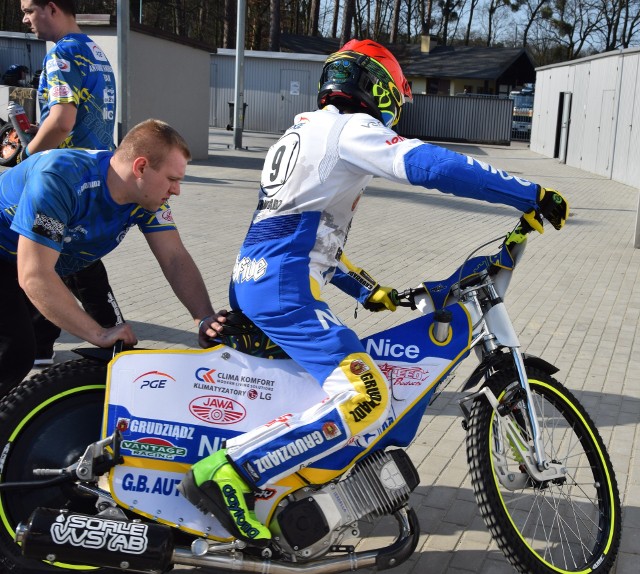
[50,513,148,554]
[232,256,268,283]
[87,41,108,62]
[33,213,64,242]
[156,209,173,224]
[253,428,341,475]
[46,58,71,73]
[121,437,187,460]
[133,370,176,390]
[189,395,247,425]
[50,84,73,99]
[379,363,429,386]
[121,472,182,497]
[350,359,370,375]
[119,417,195,440]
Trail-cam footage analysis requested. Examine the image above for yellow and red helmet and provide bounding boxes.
[318,39,412,128]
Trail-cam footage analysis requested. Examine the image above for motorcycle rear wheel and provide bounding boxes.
[467,368,621,573]
[0,122,20,167]
[0,358,113,574]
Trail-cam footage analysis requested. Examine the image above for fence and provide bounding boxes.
[396,94,516,145]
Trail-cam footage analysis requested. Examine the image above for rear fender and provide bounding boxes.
[462,351,559,391]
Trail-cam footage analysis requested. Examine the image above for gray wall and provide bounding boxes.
[210,49,326,133]
[86,27,211,159]
[1,27,211,159]
[531,47,640,189]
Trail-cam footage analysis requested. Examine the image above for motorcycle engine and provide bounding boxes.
[271,449,419,561]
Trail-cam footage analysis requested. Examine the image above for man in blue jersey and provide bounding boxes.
[179,39,569,546]
[0,119,225,396]
[19,0,119,365]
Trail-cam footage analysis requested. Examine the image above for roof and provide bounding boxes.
[279,34,535,81]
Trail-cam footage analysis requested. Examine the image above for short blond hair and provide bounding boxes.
[116,119,191,168]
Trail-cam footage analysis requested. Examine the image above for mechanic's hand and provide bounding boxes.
[198,310,228,348]
[363,286,399,312]
[98,323,138,347]
[525,187,569,233]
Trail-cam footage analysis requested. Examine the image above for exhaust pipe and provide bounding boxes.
[17,508,174,574]
[18,506,419,574]
[171,507,420,573]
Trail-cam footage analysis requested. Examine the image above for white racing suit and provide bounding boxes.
[226,105,540,488]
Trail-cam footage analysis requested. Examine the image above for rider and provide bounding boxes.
[179,39,569,546]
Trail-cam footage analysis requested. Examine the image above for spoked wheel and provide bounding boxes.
[467,368,621,573]
[0,123,21,167]
[0,359,111,574]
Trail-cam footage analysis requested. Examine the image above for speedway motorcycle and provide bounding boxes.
[0,217,621,574]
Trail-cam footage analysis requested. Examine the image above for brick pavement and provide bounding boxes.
[14,128,640,573]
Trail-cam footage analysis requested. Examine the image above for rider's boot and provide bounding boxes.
[178,449,271,546]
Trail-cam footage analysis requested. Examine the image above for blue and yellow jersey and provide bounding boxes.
[0,149,176,276]
[39,33,116,150]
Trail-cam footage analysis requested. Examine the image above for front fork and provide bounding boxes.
[509,347,548,472]
[459,348,567,487]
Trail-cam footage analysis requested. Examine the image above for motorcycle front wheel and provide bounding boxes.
[0,358,112,574]
[0,122,20,167]
[466,367,621,574]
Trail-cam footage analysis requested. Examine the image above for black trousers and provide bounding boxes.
[33,260,122,351]
[0,258,121,397]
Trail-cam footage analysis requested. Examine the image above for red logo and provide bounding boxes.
[379,363,429,386]
[247,389,258,400]
[350,359,370,375]
[199,368,216,383]
[133,371,176,383]
[322,421,341,439]
[116,418,130,432]
[189,395,246,425]
[265,414,293,427]
[161,209,173,222]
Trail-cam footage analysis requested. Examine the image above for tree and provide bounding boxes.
[341,0,356,44]
[269,0,281,50]
[390,0,402,42]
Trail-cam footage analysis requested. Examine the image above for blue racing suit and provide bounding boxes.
[0,149,176,273]
[226,106,541,487]
[39,33,116,150]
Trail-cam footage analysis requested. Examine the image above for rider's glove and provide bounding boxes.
[523,187,569,233]
[363,286,399,312]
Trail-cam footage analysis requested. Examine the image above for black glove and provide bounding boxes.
[363,286,399,312]
[523,187,569,233]
[539,187,569,230]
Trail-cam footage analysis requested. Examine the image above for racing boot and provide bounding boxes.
[178,449,271,546]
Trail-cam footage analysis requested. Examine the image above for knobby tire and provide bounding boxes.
[0,358,111,574]
[467,368,621,573]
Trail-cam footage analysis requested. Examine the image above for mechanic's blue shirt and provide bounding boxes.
[39,33,116,150]
[0,149,176,276]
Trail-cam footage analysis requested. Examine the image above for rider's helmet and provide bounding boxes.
[318,39,412,128]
